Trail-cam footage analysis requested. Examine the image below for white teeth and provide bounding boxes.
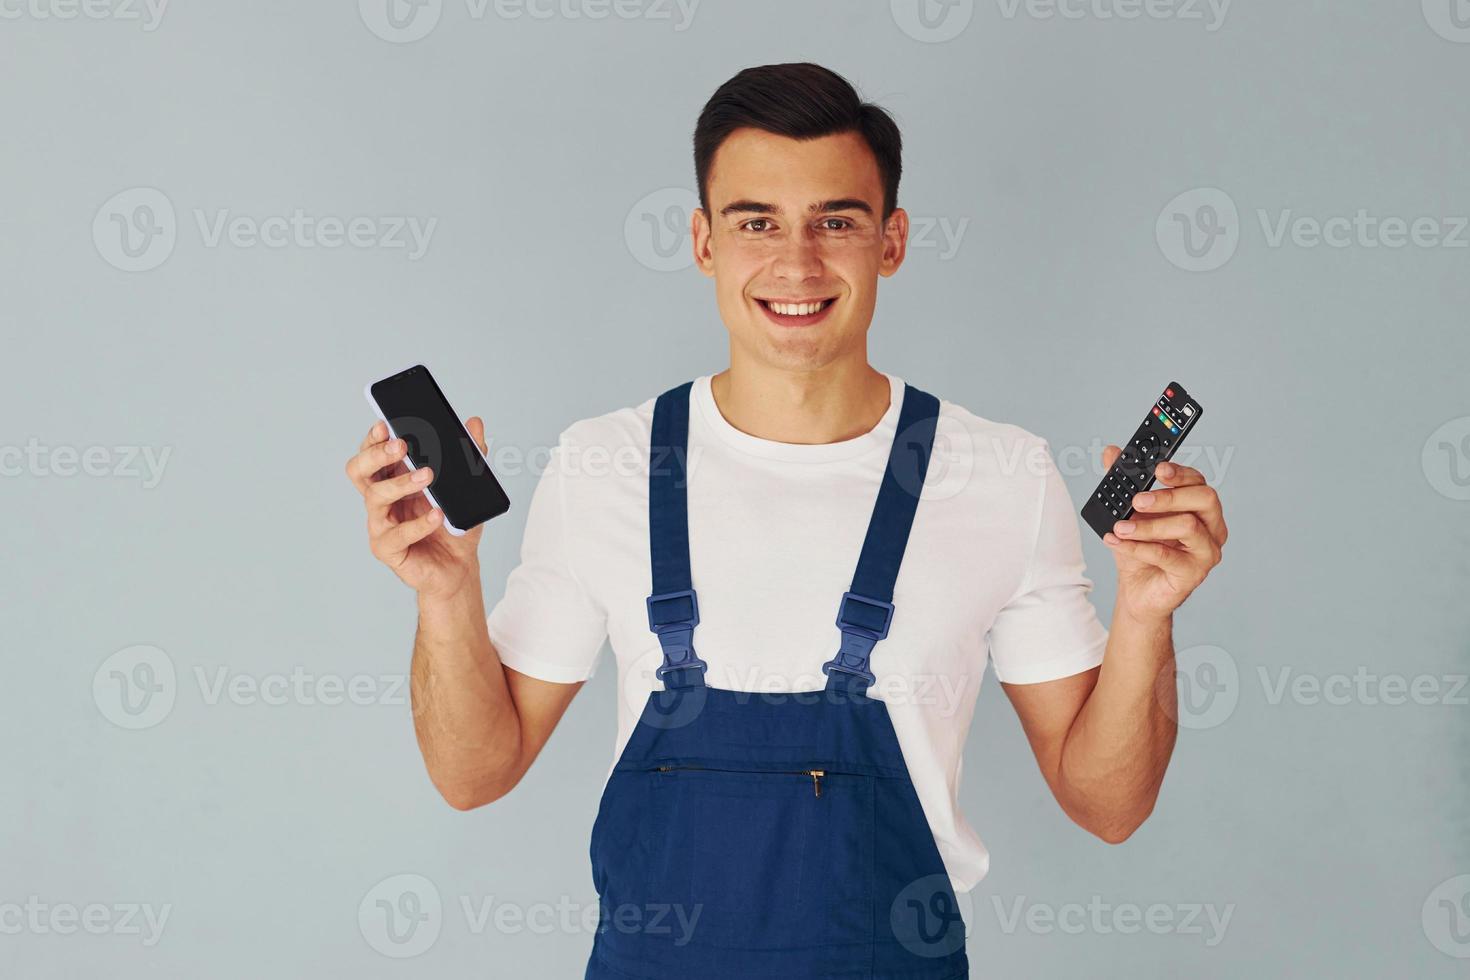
[767,300,829,316]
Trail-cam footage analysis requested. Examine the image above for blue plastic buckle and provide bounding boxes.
[646,589,707,680]
[822,591,895,687]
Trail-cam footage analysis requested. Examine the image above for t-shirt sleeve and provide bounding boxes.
[485,437,608,684]
[986,440,1109,685]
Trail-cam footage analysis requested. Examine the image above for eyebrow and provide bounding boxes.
[718,198,874,218]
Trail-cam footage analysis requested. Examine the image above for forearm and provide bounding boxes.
[1056,610,1178,842]
[411,568,523,809]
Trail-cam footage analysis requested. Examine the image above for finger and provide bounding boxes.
[367,465,433,509]
[1103,536,1196,577]
[359,420,388,453]
[1101,444,1121,471]
[373,507,442,566]
[466,416,488,455]
[1131,484,1226,544]
[1154,459,1204,487]
[347,437,408,490]
[1115,512,1217,559]
[371,458,409,485]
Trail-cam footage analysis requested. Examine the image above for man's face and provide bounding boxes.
[692,128,908,372]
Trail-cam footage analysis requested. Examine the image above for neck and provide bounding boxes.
[708,356,891,445]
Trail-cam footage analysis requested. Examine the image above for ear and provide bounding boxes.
[879,207,909,277]
[691,207,715,278]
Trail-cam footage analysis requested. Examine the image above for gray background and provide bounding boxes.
[3,0,1468,976]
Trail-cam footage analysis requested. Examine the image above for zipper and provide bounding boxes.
[656,765,827,798]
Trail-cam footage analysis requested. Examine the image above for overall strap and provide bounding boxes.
[823,384,941,695]
[645,382,707,689]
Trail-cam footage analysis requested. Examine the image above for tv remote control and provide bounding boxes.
[1081,382,1204,540]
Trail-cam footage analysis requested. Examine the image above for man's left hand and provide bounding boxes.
[1100,446,1227,626]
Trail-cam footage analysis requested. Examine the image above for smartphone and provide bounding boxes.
[364,364,510,535]
[1080,382,1204,540]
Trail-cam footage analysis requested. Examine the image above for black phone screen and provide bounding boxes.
[369,365,510,531]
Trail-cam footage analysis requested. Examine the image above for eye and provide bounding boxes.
[741,218,774,233]
[819,217,855,231]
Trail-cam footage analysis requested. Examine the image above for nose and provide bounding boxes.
[770,226,825,283]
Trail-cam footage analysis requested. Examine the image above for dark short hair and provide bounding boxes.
[693,63,903,223]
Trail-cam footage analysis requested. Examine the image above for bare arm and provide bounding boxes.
[412,581,581,809]
[1002,451,1226,844]
[346,417,580,812]
[1002,614,1175,843]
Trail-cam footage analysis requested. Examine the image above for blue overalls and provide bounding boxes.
[586,380,969,980]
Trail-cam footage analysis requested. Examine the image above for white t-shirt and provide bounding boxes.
[486,372,1108,892]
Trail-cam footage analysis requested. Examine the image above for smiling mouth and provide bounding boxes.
[756,297,838,319]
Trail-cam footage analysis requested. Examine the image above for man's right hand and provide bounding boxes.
[345,417,490,599]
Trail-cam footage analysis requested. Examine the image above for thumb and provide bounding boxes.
[466,416,489,455]
[1101,443,1122,471]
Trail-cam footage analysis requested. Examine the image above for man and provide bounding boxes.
[345,63,1226,978]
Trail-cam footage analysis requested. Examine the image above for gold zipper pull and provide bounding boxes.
[810,770,824,798]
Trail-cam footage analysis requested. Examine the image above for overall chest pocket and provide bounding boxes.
[643,765,876,950]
